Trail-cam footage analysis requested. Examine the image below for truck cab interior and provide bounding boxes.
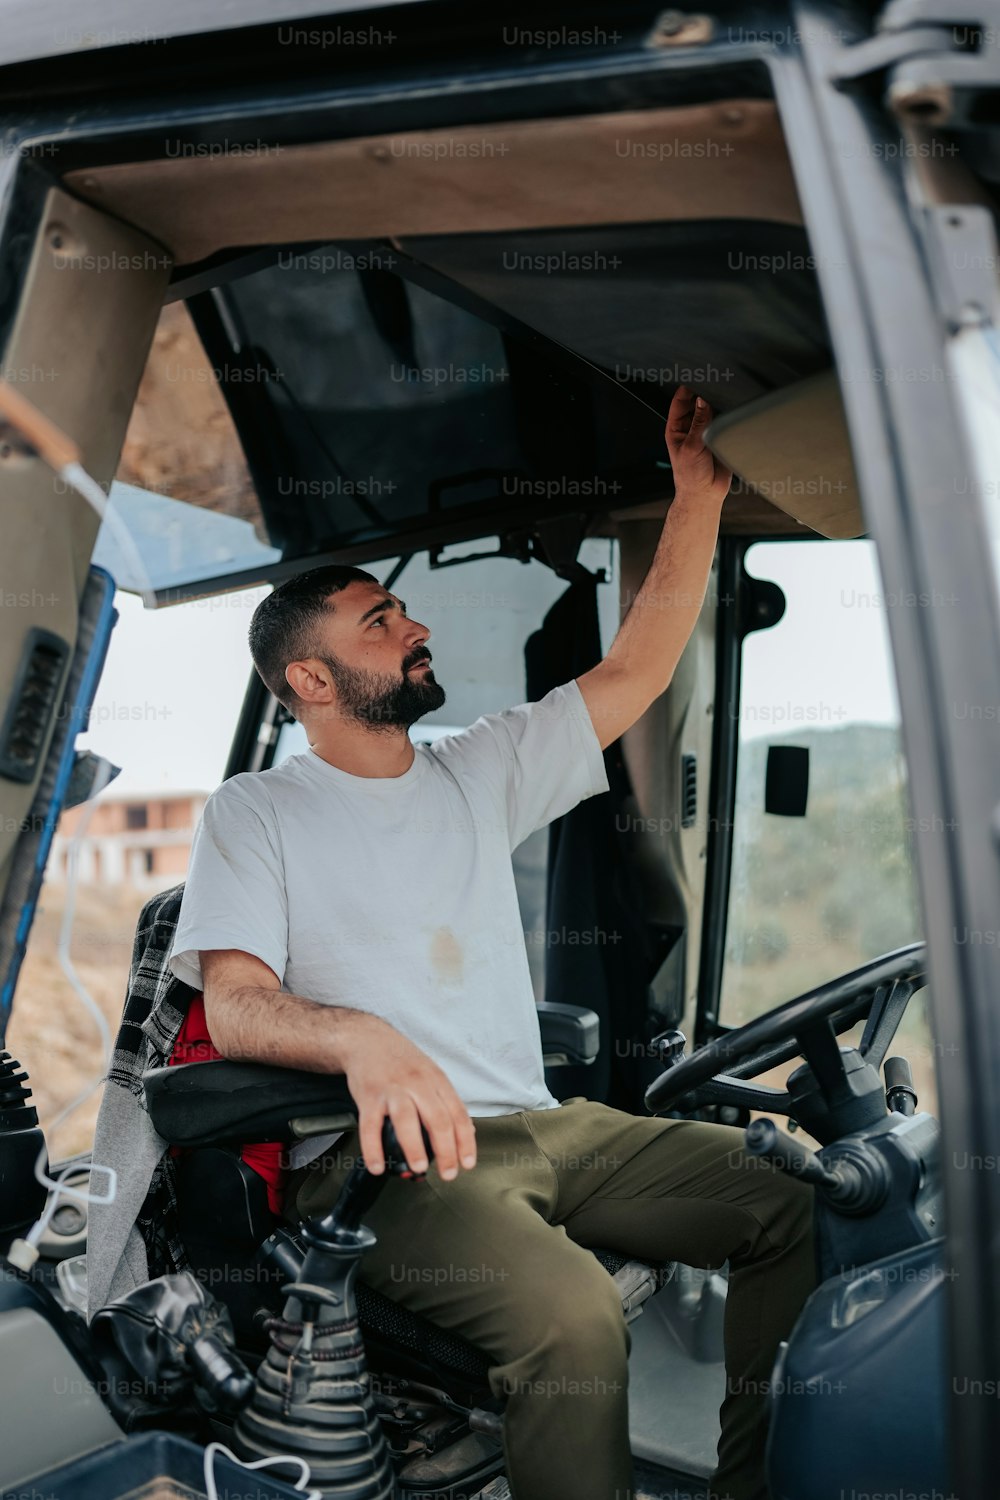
[1,3,999,1498]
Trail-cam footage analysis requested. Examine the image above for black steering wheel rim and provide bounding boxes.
[644,941,927,1115]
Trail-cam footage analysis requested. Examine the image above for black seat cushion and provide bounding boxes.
[144,1061,356,1147]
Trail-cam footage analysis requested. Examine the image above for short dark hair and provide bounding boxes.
[249,564,378,712]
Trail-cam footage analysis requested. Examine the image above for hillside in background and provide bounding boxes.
[722,722,935,1118]
[725,722,920,1005]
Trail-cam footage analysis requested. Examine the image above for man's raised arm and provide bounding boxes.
[201,949,477,1181]
[576,385,732,750]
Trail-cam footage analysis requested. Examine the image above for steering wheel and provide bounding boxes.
[645,942,927,1117]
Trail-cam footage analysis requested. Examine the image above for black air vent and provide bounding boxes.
[0,1053,39,1131]
[0,628,69,784]
[681,754,697,829]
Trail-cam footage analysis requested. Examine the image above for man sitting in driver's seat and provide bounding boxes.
[169,388,815,1500]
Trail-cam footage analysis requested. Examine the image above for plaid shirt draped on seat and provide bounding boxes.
[99,882,197,1286]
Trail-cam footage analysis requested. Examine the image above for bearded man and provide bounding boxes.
[169,388,815,1500]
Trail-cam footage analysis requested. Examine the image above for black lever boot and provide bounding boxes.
[90,1271,254,1429]
[235,1120,432,1499]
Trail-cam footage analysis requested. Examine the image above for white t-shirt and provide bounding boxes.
[168,680,608,1142]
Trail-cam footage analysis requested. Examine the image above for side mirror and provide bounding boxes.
[765,745,809,817]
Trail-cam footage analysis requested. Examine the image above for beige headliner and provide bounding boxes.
[64,99,802,266]
[706,372,865,539]
[64,97,831,538]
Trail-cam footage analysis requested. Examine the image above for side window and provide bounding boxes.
[273,543,620,1000]
[721,540,935,1109]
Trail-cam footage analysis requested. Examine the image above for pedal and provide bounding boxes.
[612,1257,663,1323]
[468,1480,512,1500]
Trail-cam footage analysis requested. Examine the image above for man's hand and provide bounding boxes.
[200,949,477,1182]
[665,384,733,506]
[341,1013,478,1182]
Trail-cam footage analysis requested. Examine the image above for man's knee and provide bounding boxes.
[548,1260,628,1353]
[734,1156,817,1267]
[494,1257,629,1388]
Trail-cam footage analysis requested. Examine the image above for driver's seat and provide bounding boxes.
[145,1057,670,1406]
[105,878,669,1411]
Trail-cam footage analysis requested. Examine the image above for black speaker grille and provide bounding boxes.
[681,754,697,829]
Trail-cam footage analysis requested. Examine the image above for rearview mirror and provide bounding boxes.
[765,745,809,817]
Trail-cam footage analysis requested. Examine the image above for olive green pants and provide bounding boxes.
[288,1098,816,1500]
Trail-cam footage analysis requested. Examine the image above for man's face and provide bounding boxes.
[293,580,446,731]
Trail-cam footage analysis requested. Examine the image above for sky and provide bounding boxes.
[79,585,269,795]
[740,539,900,742]
[77,537,901,798]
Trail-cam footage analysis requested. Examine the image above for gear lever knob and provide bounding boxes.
[381,1117,434,1179]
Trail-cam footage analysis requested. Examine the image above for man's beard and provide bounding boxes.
[319,648,446,732]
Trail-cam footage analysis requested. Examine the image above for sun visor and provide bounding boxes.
[705,370,865,539]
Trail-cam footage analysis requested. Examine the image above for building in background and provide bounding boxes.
[50,791,207,890]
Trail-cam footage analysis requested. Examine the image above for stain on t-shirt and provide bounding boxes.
[430,925,464,985]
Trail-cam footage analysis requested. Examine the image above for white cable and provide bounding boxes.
[60,461,159,611]
[203,1441,321,1500]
